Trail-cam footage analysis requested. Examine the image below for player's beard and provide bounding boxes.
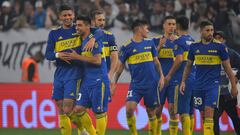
[205,35,213,42]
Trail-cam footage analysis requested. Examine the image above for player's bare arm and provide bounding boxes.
[222,59,238,97]
[180,60,193,94]
[108,51,118,82]
[153,57,165,90]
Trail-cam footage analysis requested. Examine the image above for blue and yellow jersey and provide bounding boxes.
[45,25,83,81]
[80,36,108,86]
[173,35,195,82]
[45,25,103,81]
[152,36,181,80]
[188,39,229,90]
[102,30,118,72]
[119,39,159,88]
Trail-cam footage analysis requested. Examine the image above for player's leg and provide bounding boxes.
[63,79,87,134]
[224,98,240,134]
[204,87,220,135]
[52,79,72,135]
[167,84,179,135]
[213,95,224,135]
[155,86,167,135]
[189,96,195,134]
[144,83,158,135]
[92,80,109,135]
[75,83,96,135]
[126,86,142,135]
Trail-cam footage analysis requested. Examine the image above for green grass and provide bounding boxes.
[0,128,234,135]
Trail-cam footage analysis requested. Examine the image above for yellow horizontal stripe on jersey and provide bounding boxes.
[55,37,81,52]
[127,52,153,64]
[183,51,188,61]
[103,46,110,57]
[81,51,93,57]
[195,55,221,65]
[158,48,174,58]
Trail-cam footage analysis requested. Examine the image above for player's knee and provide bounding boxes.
[74,105,86,113]
[126,108,135,118]
[146,107,156,117]
[204,106,214,118]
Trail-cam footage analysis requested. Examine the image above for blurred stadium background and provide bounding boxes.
[0,0,240,134]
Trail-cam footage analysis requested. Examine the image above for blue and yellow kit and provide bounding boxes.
[119,39,159,107]
[102,30,118,72]
[75,36,110,113]
[173,35,195,114]
[45,25,103,100]
[188,39,229,110]
[153,36,181,105]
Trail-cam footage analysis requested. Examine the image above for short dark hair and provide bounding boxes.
[58,4,73,13]
[76,15,91,25]
[89,9,104,20]
[200,20,213,30]
[176,16,189,30]
[131,19,148,30]
[163,16,176,24]
[213,31,226,39]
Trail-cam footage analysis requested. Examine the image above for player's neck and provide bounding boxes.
[82,30,91,40]
[62,24,73,29]
[132,34,143,42]
[178,31,188,36]
[202,38,213,44]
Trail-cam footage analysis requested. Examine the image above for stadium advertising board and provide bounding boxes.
[0,83,238,131]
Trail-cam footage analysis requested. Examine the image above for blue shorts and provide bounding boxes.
[126,82,158,108]
[159,83,177,105]
[75,78,110,113]
[175,79,194,114]
[193,85,220,111]
[52,79,81,100]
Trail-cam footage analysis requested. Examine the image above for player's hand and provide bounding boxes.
[64,49,80,60]
[110,82,116,96]
[169,34,177,41]
[158,75,165,91]
[231,85,238,97]
[180,81,185,95]
[83,37,95,51]
[157,36,166,51]
[164,75,171,86]
[58,52,71,64]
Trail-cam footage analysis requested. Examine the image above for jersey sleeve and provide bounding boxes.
[188,44,195,61]
[90,28,104,42]
[219,44,229,61]
[173,39,184,56]
[151,41,158,57]
[45,31,57,60]
[152,37,160,47]
[119,46,128,63]
[92,41,102,56]
[109,34,118,52]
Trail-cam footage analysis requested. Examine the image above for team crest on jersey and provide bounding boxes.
[208,50,217,53]
[133,49,137,52]
[174,45,178,50]
[94,43,98,48]
[58,36,63,40]
[144,46,152,50]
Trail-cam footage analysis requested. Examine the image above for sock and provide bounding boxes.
[127,115,138,135]
[169,119,178,135]
[96,113,107,135]
[148,115,157,135]
[156,117,162,135]
[67,111,85,135]
[181,114,191,135]
[59,114,72,135]
[76,112,96,135]
[190,115,194,134]
[204,118,214,135]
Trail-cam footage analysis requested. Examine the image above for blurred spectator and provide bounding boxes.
[21,51,44,82]
[0,1,18,31]
[165,1,176,16]
[45,4,58,29]
[13,1,34,30]
[33,0,46,28]
[148,0,164,32]
[128,3,144,26]
[204,5,216,23]
[116,2,129,29]
[102,2,115,29]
